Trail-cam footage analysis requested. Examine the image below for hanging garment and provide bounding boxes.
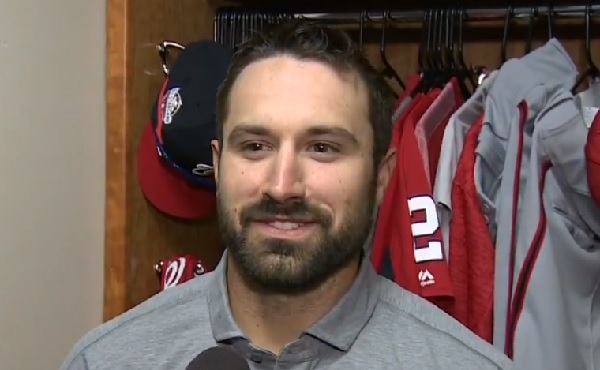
[368,73,421,276]
[415,78,464,188]
[448,113,495,344]
[435,71,498,258]
[371,74,454,312]
[414,78,463,187]
[582,79,600,207]
[504,72,600,369]
[469,39,577,351]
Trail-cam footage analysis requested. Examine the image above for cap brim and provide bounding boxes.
[137,122,216,220]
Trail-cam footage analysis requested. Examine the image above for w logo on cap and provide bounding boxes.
[156,255,206,291]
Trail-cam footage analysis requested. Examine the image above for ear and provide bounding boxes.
[375,148,396,206]
[211,139,221,185]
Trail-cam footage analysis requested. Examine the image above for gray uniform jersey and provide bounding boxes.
[474,39,578,349]
[512,77,600,370]
[476,38,600,369]
[60,253,512,370]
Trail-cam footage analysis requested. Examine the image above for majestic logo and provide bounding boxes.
[418,269,435,287]
[162,87,182,124]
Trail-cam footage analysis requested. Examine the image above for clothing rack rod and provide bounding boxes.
[297,5,600,23]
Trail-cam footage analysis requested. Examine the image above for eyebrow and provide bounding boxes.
[227,123,360,146]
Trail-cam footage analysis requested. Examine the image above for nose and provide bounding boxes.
[263,144,306,202]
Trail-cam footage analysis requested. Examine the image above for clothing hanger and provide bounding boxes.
[572,4,599,93]
[547,4,554,39]
[449,7,473,99]
[379,10,405,95]
[432,8,451,89]
[359,10,366,52]
[525,7,538,55]
[157,40,186,76]
[456,7,476,93]
[414,8,436,96]
[500,6,513,65]
[415,9,428,79]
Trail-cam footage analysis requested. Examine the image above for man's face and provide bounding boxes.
[212,56,381,295]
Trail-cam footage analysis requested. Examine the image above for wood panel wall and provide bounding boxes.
[105,0,599,321]
[105,0,223,322]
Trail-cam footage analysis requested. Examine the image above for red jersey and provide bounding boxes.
[586,110,600,206]
[448,114,494,343]
[372,86,454,311]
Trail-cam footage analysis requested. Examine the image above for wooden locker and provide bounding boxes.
[105,0,599,322]
[105,0,223,321]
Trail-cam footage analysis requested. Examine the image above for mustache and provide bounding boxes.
[239,198,331,226]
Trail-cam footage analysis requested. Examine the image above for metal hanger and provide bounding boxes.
[359,10,366,52]
[525,7,538,54]
[572,3,599,93]
[156,40,185,76]
[547,4,554,39]
[501,6,514,65]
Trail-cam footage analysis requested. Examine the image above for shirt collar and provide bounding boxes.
[207,251,381,351]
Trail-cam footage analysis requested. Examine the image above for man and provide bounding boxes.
[60,22,512,370]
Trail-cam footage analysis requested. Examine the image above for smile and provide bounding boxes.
[252,220,318,239]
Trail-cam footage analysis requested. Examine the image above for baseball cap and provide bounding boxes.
[137,40,233,219]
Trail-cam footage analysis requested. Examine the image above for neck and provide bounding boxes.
[226,256,361,355]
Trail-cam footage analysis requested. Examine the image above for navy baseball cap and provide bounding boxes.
[137,40,233,219]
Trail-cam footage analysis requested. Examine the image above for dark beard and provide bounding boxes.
[217,184,376,296]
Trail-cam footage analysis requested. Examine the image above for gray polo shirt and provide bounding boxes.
[60,253,513,370]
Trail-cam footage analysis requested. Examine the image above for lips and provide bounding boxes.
[267,221,304,230]
[250,217,318,238]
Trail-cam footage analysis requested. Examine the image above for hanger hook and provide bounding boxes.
[525,6,537,54]
[426,8,435,71]
[585,3,598,71]
[437,9,448,69]
[446,7,456,71]
[379,10,405,92]
[359,10,366,51]
[501,6,512,64]
[379,10,388,57]
[547,4,554,39]
[157,40,185,76]
[417,9,428,72]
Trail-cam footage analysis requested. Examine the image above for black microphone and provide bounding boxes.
[185,346,251,370]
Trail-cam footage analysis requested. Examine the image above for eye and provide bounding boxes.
[241,142,270,152]
[309,142,339,153]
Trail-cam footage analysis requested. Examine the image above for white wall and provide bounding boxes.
[0,1,106,369]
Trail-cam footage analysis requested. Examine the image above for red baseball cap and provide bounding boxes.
[137,40,233,220]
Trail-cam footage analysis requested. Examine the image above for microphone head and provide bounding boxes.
[185,346,250,370]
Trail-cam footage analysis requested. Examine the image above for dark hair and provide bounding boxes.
[215,21,396,168]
